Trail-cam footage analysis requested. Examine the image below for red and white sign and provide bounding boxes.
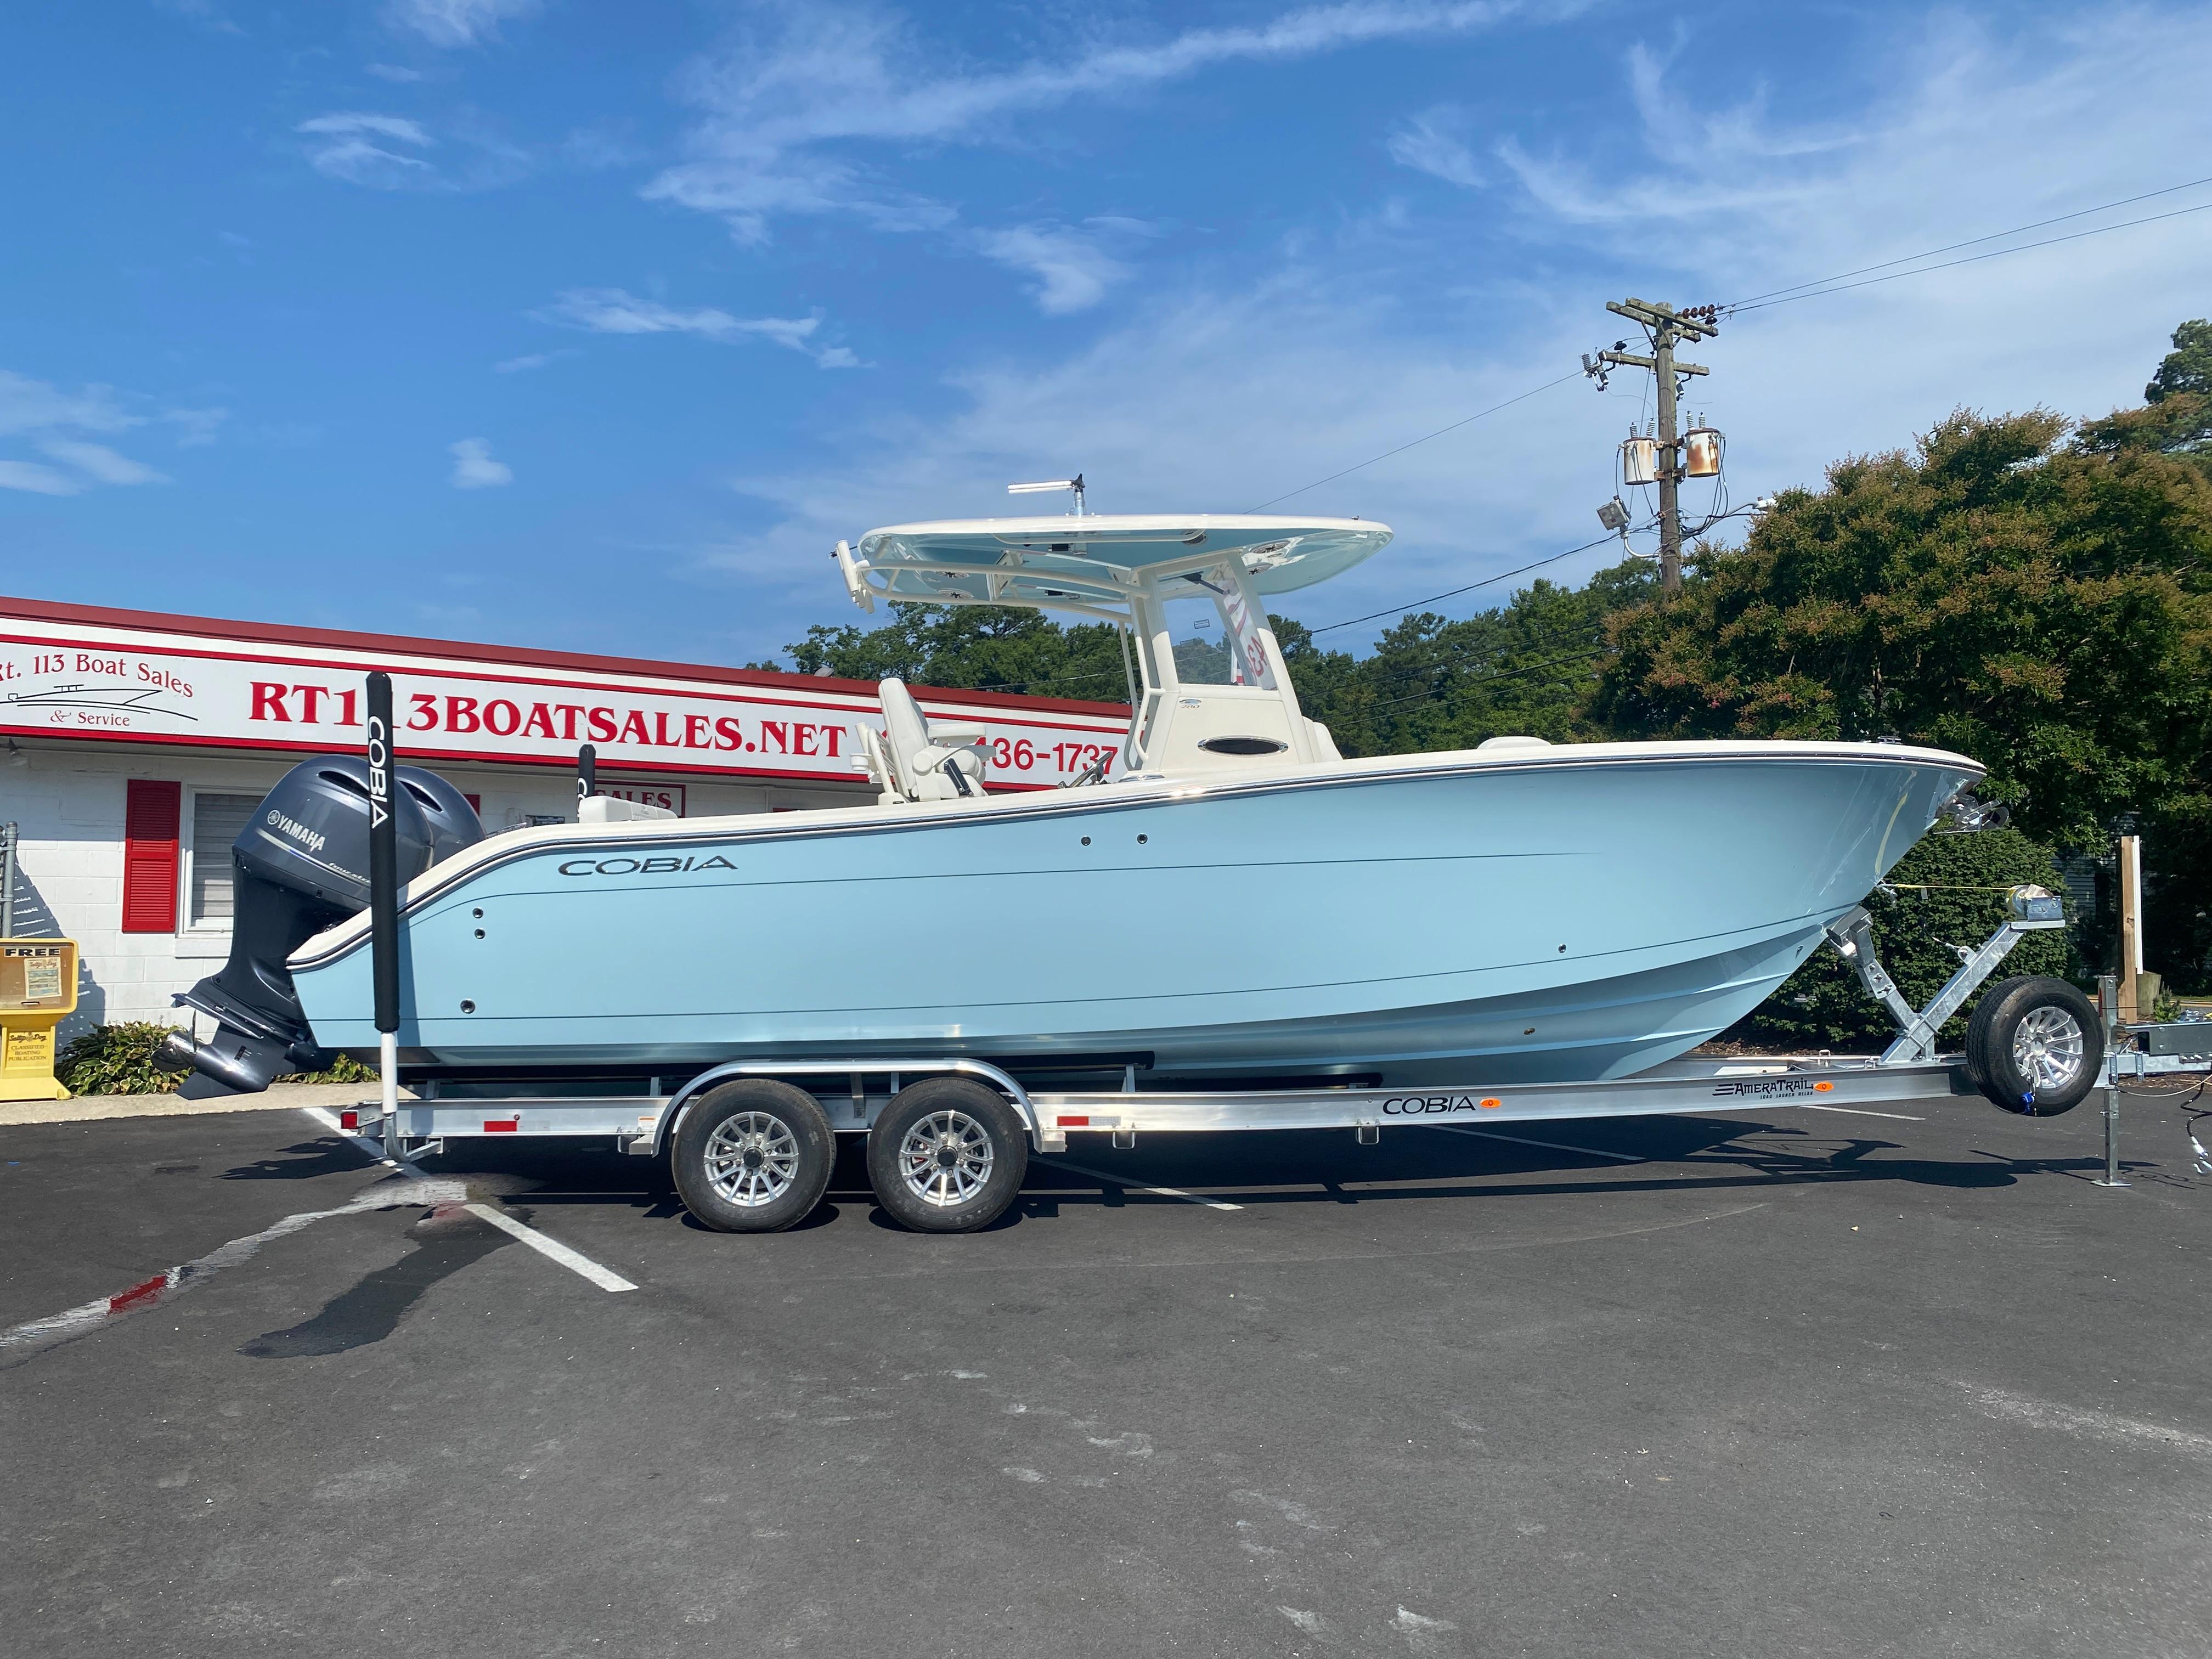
[599,785,686,815]
[0,601,1127,790]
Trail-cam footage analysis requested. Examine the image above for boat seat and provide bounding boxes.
[870,677,989,803]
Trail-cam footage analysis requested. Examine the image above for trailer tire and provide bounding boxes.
[672,1080,836,1233]
[1965,975,2102,1116]
[867,1076,1029,1234]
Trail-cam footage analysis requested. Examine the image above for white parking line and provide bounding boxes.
[1784,1103,1926,1121]
[1036,1157,1244,1211]
[1436,1126,1646,1164]
[303,1106,637,1293]
[461,1202,638,1293]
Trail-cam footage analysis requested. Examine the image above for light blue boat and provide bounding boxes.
[284,512,1983,1086]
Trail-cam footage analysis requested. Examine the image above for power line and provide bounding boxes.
[1247,370,1583,511]
[1726,199,2212,316]
[1359,646,1614,715]
[1307,532,1626,635]
[1724,173,2212,310]
[1344,625,1609,700]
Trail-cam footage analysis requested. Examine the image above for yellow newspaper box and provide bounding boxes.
[1,939,77,1101]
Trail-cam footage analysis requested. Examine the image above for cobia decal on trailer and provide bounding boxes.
[1381,1094,1508,1115]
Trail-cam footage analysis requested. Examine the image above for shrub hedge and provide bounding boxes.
[1733,826,2079,1049]
[55,1023,376,1096]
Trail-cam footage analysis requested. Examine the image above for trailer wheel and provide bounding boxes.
[672,1080,836,1232]
[867,1076,1029,1234]
[1965,976,2103,1116]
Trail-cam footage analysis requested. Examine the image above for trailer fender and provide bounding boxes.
[653,1058,1042,1156]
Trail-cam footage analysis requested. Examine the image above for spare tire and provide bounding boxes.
[1965,976,2102,1115]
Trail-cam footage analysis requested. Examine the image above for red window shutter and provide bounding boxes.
[122,780,182,933]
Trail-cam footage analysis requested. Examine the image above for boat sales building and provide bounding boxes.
[0,595,1127,1041]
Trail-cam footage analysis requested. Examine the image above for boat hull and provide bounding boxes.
[290,744,1979,1086]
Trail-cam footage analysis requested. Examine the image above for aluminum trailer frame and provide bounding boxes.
[343,906,2067,1167]
[343,1051,1983,1163]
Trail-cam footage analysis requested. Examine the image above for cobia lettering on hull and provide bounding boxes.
[556,855,741,877]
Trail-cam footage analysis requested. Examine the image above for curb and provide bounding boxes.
[0,1081,413,1129]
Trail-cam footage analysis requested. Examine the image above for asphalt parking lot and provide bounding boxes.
[4,1090,2210,1658]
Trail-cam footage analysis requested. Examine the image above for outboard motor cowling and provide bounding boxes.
[164,757,482,1097]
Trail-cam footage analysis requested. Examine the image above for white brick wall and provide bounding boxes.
[0,742,867,1042]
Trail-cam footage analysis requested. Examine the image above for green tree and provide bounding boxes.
[759,605,1131,704]
[1278,560,1658,757]
[2074,319,2212,475]
[1737,828,2075,1048]
[2146,318,2212,403]
[1593,404,2212,984]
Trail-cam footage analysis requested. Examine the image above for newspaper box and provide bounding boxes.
[1,939,77,1101]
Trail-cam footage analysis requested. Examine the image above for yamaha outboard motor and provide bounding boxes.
[163,757,483,1097]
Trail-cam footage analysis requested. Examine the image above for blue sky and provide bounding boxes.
[5,1,2209,672]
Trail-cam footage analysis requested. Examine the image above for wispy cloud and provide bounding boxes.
[386,0,537,49]
[297,111,435,187]
[0,460,83,496]
[365,63,428,83]
[162,405,229,446]
[0,369,137,437]
[37,439,171,486]
[493,348,578,373]
[562,125,647,171]
[1387,108,1484,187]
[974,220,1156,315]
[537,288,860,368]
[0,368,207,494]
[297,112,433,146]
[152,0,245,36]
[449,437,512,488]
[294,109,529,191]
[647,2,1536,243]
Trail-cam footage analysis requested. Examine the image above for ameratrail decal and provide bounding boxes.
[1709,1077,1837,1098]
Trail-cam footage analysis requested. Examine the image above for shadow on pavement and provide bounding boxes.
[239,1207,516,1358]
[221,1139,371,1182]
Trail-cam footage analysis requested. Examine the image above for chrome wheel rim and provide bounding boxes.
[704,1111,801,1207]
[899,1109,994,1208]
[2012,1006,2085,1093]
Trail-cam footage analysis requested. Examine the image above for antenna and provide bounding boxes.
[1007,474,1086,516]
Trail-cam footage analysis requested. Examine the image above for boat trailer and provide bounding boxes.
[317,882,2204,1233]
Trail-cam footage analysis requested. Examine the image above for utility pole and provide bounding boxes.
[1588,299,1719,594]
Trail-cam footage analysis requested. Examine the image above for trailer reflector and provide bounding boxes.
[484,1119,519,1133]
[339,1110,359,1130]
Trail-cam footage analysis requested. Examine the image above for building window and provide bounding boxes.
[122,780,182,934]
[188,793,263,928]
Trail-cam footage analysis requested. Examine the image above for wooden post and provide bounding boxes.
[2116,834,2143,1025]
